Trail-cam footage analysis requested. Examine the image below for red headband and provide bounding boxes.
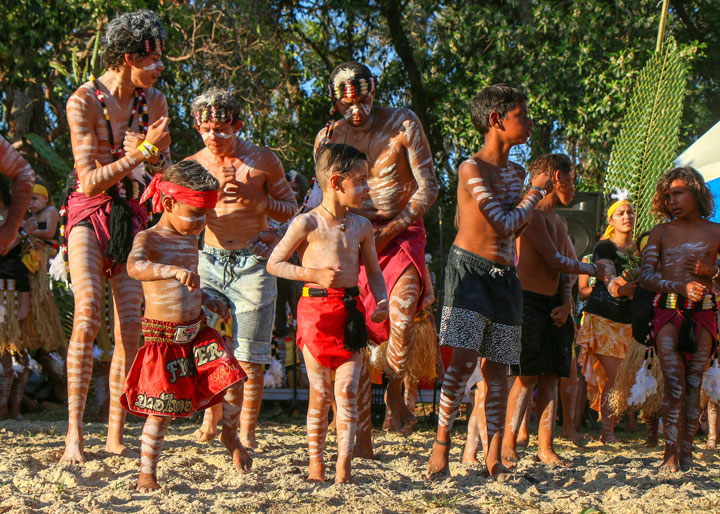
[140,174,218,213]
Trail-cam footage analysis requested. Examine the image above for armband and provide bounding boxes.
[137,140,159,160]
[530,186,547,198]
[589,262,599,277]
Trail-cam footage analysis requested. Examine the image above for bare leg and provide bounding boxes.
[560,358,585,447]
[656,323,684,472]
[334,353,362,484]
[645,413,660,448]
[61,227,103,463]
[427,348,477,479]
[194,403,221,442]
[0,355,12,418]
[574,373,587,432]
[221,384,253,473]
[137,415,171,492]
[91,359,111,421]
[707,401,718,449]
[502,375,537,467]
[385,268,421,435]
[105,267,143,457]
[516,398,532,448]
[595,354,622,444]
[354,353,374,459]
[483,359,513,477]
[463,380,488,464]
[536,374,570,466]
[9,352,29,420]
[238,361,263,449]
[328,386,338,431]
[303,346,332,482]
[680,327,713,470]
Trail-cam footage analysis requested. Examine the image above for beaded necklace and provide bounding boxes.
[93,79,149,160]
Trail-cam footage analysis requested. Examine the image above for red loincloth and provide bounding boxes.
[66,191,148,276]
[653,307,717,364]
[296,289,366,370]
[120,315,246,418]
[358,218,429,343]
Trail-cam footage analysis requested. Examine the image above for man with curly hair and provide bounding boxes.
[61,9,171,463]
[186,87,297,448]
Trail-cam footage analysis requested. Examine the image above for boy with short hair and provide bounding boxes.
[427,84,559,479]
[122,160,251,492]
[640,166,720,472]
[267,143,388,484]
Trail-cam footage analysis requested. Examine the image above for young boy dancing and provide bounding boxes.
[267,143,388,484]
[427,84,558,479]
[121,160,251,491]
[640,166,720,472]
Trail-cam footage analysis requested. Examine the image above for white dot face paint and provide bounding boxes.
[142,61,163,71]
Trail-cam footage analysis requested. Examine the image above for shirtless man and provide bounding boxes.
[61,10,171,463]
[640,166,720,472]
[187,88,297,448]
[122,160,250,491]
[426,84,558,478]
[314,62,438,441]
[501,154,599,468]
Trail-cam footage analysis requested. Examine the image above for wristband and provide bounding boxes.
[530,186,547,198]
[137,140,159,159]
[589,262,599,277]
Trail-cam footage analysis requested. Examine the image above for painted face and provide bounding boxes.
[339,160,370,208]
[166,200,211,236]
[666,178,699,219]
[28,192,49,214]
[498,102,533,145]
[130,51,164,88]
[337,93,374,127]
[610,203,635,234]
[554,170,575,207]
[197,121,237,155]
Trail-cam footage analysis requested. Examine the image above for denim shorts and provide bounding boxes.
[198,245,277,365]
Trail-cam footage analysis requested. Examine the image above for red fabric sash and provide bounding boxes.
[141,174,219,213]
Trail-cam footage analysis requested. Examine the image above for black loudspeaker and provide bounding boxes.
[555,192,604,258]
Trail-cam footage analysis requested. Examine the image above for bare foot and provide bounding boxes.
[240,431,258,450]
[136,472,160,492]
[500,447,519,469]
[562,429,587,448]
[353,433,374,460]
[335,457,353,484]
[308,459,326,482]
[644,437,659,448]
[385,390,417,436]
[659,454,679,473]
[382,411,392,431]
[105,442,140,459]
[426,440,450,480]
[600,434,619,445]
[706,438,717,450]
[537,448,572,467]
[461,452,482,465]
[680,455,702,471]
[516,432,529,448]
[487,458,512,478]
[221,431,252,473]
[193,426,217,443]
[60,439,87,464]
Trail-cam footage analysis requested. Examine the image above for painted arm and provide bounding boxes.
[126,231,181,282]
[560,237,580,304]
[461,160,542,239]
[524,213,596,276]
[266,214,317,283]
[639,226,685,294]
[0,135,34,254]
[359,219,388,305]
[385,111,438,237]
[264,154,298,222]
[29,207,60,240]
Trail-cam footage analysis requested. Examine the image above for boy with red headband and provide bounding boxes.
[267,143,388,483]
[122,160,251,492]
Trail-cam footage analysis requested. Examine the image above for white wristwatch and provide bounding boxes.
[530,186,547,198]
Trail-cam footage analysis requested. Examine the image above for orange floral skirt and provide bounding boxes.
[576,312,632,412]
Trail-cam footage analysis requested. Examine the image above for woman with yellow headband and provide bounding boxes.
[24,181,59,244]
[577,188,638,443]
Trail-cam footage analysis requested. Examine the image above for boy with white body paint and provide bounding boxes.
[267,143,388,484]
[186,88,297,447]
[427,84,558,479]
[639,166,720,472]
[60,10,172,463]
[122,160,250,492]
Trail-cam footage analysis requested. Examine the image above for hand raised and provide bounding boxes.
[145,116,171,152]
[531,171,553,193]
[123,131,145,154]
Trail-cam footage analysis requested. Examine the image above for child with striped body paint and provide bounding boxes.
[267,143,388,484]
[122,160,250,491]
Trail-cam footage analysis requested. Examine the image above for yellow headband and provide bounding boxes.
[33,184,49,198]
[602,199,632,240]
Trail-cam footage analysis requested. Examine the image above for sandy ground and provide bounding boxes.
[1,407,719,514]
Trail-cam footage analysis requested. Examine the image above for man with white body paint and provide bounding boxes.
[60,9,172,463]
[187,88,297,448]
[314,62,438,446]
[427,84,558,479]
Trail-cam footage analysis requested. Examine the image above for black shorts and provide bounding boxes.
[0,245,30,292]
[512,290,574,377]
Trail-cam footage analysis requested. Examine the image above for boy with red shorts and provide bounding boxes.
[121,160,250,491]
[267,143,388,483]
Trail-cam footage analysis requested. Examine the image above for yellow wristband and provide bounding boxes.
[137,140,159,159]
